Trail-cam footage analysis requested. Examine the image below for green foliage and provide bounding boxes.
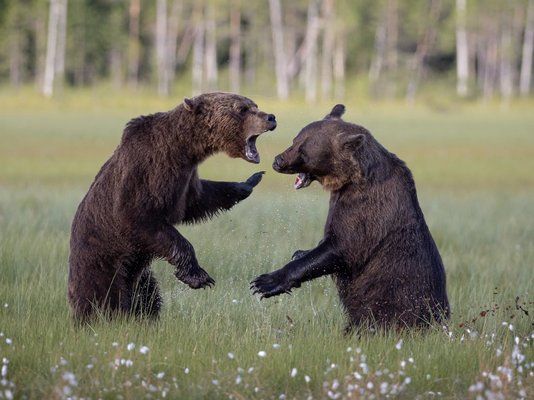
[0,95,534,397]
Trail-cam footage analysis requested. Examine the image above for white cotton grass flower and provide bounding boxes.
[184,367,190,374]
[156,372,165,379]
[127,343,135,351]
[290,368,297,378]
[227,352,235,360]
[272,343,281,349]
[304,375,311,383]
[395,339,403,350]
[139,346,149,354]
[257,351,267,358]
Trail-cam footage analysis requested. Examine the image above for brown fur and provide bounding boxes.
[68,92,276,323]
[251,104,449,332]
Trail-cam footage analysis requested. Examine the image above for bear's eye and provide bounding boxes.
[239,106,249,115]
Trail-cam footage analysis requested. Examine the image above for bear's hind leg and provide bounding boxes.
[132,269,162,319]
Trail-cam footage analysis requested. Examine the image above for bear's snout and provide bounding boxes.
[273,154,288,172]
[266,114,277,130]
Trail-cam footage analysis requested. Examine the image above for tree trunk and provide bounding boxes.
[43,0,60,97]
[321,0,335,100]
[385,0,398,97]
[156,0,169,96]
[127,0,141,88]
[268,0,289,99]
[456,0,469,97]
[368,6,387,95]
[229,1,241,93]
[205,2,218,91]
[55,0,67,83]
[302,0,320,103]
[192,2,205,95]
[165,0,182,91]
[520,0,534,97]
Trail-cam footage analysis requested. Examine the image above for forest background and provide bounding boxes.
[1,0,533,102]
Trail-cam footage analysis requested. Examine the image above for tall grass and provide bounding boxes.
[0,92,533,398]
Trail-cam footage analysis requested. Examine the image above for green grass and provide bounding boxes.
[0,89,534,398]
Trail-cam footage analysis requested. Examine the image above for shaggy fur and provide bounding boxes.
[69,92,276,323]
[251,104,449,331]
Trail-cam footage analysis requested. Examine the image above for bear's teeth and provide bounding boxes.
[294,175,303,189]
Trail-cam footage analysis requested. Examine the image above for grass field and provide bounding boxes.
[1,89,534,399]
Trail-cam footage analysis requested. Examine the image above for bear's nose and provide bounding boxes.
[267,114,276,122]
[272,154,284,171]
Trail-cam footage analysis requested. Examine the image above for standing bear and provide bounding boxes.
[69,92,276,322]
[251,104,449,331]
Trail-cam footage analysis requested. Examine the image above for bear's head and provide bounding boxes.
[183,92,276,163]
[273,104,371,191]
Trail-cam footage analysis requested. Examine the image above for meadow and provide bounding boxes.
[1,89,534,399]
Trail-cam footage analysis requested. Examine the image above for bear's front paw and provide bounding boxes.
[176,266,215,289]
[245,171,265,188]
[250,271,296,299]
[236,171,265,201]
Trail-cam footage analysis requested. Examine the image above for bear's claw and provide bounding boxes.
[250,273,292,299]
[245,171,265,188]
[177,267,215,289]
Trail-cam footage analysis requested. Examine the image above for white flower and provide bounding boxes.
[290,368,297,378]
[127,343,135,351]
[156,372,165,379]
[272,343,281,349]
[111,342,119,347]
[395,339,403,350]
[258,351,267,358]
[227,352,235,360]
[304,375,311,383]
[184,368,190,374]
[139,346,149,354]
[5,339,12,346]
[235,375,242,385]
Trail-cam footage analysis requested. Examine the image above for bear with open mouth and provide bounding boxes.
[68,92,276,323]
[251,104,449,332]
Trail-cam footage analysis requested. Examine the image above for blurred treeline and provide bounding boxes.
[1,0,533,101]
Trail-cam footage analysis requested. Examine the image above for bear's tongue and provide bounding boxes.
[245,135,260,163]
[294,173,311,190]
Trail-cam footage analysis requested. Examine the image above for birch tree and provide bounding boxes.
[456,0,469,97]
[192,2,205,95]
[520,0,534,96]
[268,0,289,99]
[205,2,218,91]
[42,0,67,97]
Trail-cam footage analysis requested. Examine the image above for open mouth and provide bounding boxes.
[294,172,312,190]
[245,134,261,163]
[245,128,274,163]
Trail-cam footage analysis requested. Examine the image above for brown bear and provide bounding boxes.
[251,104,449,331]
[69,92,276,322]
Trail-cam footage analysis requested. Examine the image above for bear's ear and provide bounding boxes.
[337,131,364,150]
[183,97,197,112]
[324,104,346,120]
